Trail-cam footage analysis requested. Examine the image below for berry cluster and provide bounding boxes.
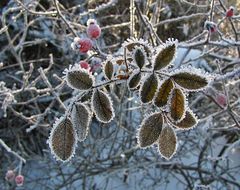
[5,170,24,187]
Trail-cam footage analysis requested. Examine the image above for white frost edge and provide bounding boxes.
[122,37,153,55]
[157,125,178,160]
[170,65,215,92]
[136,112,164,149]
[103,56,114,80]
[127,69,141,90]
[131,46,148,69]
[91,89,115,124]
[172,108,199,131]
[47,116,78,163]
[63,63,95,90]
[71,102,92,142]
[153,38,178,70]
[153,77,173,109]
[167,87,188,123]
[139,73,159,104]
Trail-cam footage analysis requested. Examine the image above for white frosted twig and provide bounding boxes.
[0,138,26,163]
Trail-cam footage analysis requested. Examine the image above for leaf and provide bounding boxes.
[66,69,93,90]
[71,103,91,141]
[104,61,114,80]
[140,74,158,103]
[128,71,141,90]
[154,79,174,107]
[125,43,151,57]
[154,43,176,70]
[172,72,208,91]
[174,110,197,130]
[133,47,146,69]
[137,112,163,148]
[48,117,77,162]
[91,89,115,123]
[170,88,186,122]
[158,125,177,160]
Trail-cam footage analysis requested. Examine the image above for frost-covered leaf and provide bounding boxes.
[154,40,177,70]
[158,125,177,160]
[91,89,115,123]
[172,72,208,91]
[154,79,174,107]
[123,38,152,57]
[170,88,186,122]
[104,61,114,80]
[48,117,77,162]
[71,103,91,141]
[65,65,94,90]
[174,110,197,130]
[133,47,146,69]
[137,112,163,148]
[140,74,158,103]
[128,71,141,90]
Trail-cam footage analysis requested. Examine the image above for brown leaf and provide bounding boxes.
[158,125,177,159]
[91,89,115,123]
[154,79,174,107]
[174,110,197,130]
[172,72,208,91]
[66,69,93,90]
[128,72,141,90]
[48,117,77,162]
[71,103,91,141]
[170,88,186,122]
[140,74,158,103]
[104,61,114,80]
[137,112,163,148]
[154,43,176,70]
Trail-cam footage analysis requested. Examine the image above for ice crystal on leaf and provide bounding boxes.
[91,89,115,123]
[137,112,163,148]
[140,73,159,104]
[71,103,92,141]
[128,70,142,90]
[64,64,94,90]
[132,46,147,69]
[158,125,177,160]
[153,38,178,71]
[103,59,114,80]
[48,117,77,162]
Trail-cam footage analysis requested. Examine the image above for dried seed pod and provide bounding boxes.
[128,71,141,90]
[154,39,177,70]
[137,112,163,148]
[169,88,186,122]
[104,61,114,80]
[171,70,209,91]
[91,89,115,123]
[132,46,147,69]
[48,117,77,162]
[71,103,91,141]
[158,125,177,160]
[154,79,174,107]
[140,74,158,103]
[65,65,94,90]
[173,110,198,130]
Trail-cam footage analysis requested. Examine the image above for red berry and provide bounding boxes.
[79,38,93,53]
[216,93,227,107]
[79,61,90,70]
[226,7,234,17]
[15,175,24,187]
[87,24,101,39]
[5,170,15,182]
